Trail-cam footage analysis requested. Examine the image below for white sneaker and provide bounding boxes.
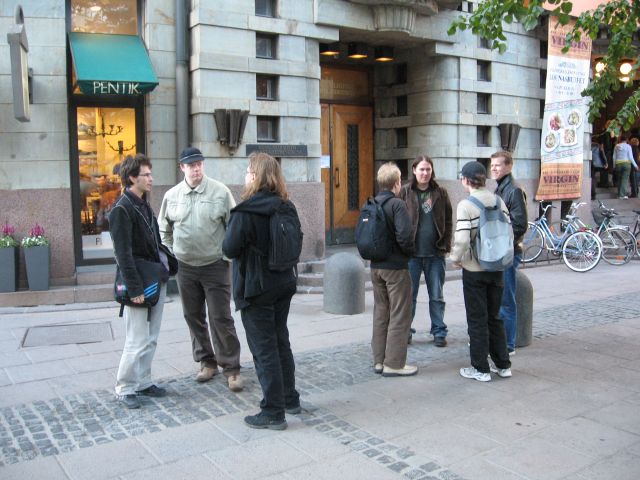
[489,365,512,378]
[374,363,383,374]
[382,364,418,377]
[459,366,491,382]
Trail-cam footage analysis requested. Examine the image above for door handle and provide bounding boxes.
[335,167,340,188]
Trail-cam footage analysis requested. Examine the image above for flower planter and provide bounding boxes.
[0,247,18,292]
[23,245,50,291]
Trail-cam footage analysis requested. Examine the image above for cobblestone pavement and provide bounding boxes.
[0,290,637,478]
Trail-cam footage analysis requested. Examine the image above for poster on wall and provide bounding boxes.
[535,18,592,201]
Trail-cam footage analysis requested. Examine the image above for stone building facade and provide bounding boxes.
[0,0,591,289]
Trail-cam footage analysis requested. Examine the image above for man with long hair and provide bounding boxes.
[223,152,301,430]
[399,156,452,347]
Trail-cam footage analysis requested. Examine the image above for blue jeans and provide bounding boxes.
[408,256,447,338]
[499,254,521,351]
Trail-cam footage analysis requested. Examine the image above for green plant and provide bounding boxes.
[21,223,50,248]
[0,222,18,248]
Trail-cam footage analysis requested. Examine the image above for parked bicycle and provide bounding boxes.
[590,201,638,264]
[522,202,602,272]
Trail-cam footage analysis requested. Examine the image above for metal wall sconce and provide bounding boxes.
[214,109,249,155]
[499,123,521,152]
[347,42,368,59]
[594,59,636,82]
[320,42,340,56]
[374,46,394,62]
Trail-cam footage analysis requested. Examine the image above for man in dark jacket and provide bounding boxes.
[490,151,528,355]
[109,154,169,409]
[399,156,453,347]
[370,162,417,377]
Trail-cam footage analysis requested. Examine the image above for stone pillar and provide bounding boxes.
[323,252,365,315]
[515,269,533,347]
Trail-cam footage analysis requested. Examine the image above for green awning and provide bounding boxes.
[69,32,158,95]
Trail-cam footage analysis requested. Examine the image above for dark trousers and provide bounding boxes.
[177,260,241,375]
[241,282,299,419]
[462,270,511,373]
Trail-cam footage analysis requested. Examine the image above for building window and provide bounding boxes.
[540,99,545,119]
[477,126,490,146]
[257,116,279,142]
[477,93,490,114]
[477,158,489,170]
[255,0,276,17]
[70,0,138,34]
[396,95,408,116]
[540,40,548,59]
[396,128,408,148]
[396,63,407,84]
[256,33,277,59]
[477,60,491,81]
[478,37,491,49]
[256,75,278,100]
[540,69,547,89]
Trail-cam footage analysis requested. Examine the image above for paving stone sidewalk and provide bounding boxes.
[1,289,638,480]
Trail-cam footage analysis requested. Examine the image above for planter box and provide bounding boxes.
[0,247,18,292]
[24,245,50,291]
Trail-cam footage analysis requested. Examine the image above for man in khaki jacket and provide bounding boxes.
[158,147,243,392]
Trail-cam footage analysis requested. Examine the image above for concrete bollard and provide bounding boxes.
[323,252,365,315]
[515,269,533,347]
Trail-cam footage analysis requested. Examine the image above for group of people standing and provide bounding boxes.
[110,149,299,431]
[592,129,640,199]
[369,151,527,382]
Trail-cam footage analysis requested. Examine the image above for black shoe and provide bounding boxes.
[117,394,141,409]
[410,327,416,334]
[285,404,302,415]
[434,337,447,347]
[136,385,167,397]
[244,412,287,430]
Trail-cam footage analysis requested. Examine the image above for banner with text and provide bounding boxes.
[535,19,592,201]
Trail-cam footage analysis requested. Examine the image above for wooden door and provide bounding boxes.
[322,104,373,244]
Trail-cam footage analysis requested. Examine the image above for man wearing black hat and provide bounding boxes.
[450,161,512,382]
[158,147,243,392]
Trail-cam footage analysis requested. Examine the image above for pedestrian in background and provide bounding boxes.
[110,154,170,409]
[629,136,639,198]
[158,147,243,392]
[369,162,417,377]
[399,156,452,347]
[223,152,301,431]
[613,135,638,199]
[490,151,528,355]
[450,161,512,382]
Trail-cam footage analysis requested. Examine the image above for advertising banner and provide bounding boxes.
[535,19,592,200]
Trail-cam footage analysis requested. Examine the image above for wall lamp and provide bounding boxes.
[594,59,635,82]
[320,42,340,56]
[374,46,394,62]
[347,42,368,59]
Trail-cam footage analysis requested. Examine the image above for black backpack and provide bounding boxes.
[266,200,303,272]
[355,196,394,261]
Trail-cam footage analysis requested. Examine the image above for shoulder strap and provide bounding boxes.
[467,195,487,210]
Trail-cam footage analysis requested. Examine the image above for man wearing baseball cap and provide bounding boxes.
[158,147,243,392]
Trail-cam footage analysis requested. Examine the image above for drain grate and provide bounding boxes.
[21,322,113,347]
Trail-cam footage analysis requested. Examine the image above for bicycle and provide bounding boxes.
[591,201,638,264]
[522,203,602,272]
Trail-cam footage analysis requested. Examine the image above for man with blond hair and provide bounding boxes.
[369,162,417,377]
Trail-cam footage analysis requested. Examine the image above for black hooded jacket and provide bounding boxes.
[222,190,297,310]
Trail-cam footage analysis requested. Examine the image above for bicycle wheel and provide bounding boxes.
[598,228,637,265]
[522,222,544,263]
[562,231,602,272]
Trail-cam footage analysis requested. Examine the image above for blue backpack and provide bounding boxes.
[467,196,514,271]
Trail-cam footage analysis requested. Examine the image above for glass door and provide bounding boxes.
[75,106,136,260]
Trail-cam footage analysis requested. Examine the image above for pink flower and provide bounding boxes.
[30,223,45,237]
[2,222,15,237]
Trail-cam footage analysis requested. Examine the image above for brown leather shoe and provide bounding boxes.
[227,374,243,392]
[196,366,218,383]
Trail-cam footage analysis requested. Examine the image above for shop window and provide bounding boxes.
[477,93,490,114]
[70,0,138,34]
[257,116,279,142]
[396,128,408,148]
[77,107,137,259]
[256,33,277,59]
[477,126,490,146]
[256,0,276,17]
[256,75,278,100]
[396,95,408,116]
[477,60,491,81]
